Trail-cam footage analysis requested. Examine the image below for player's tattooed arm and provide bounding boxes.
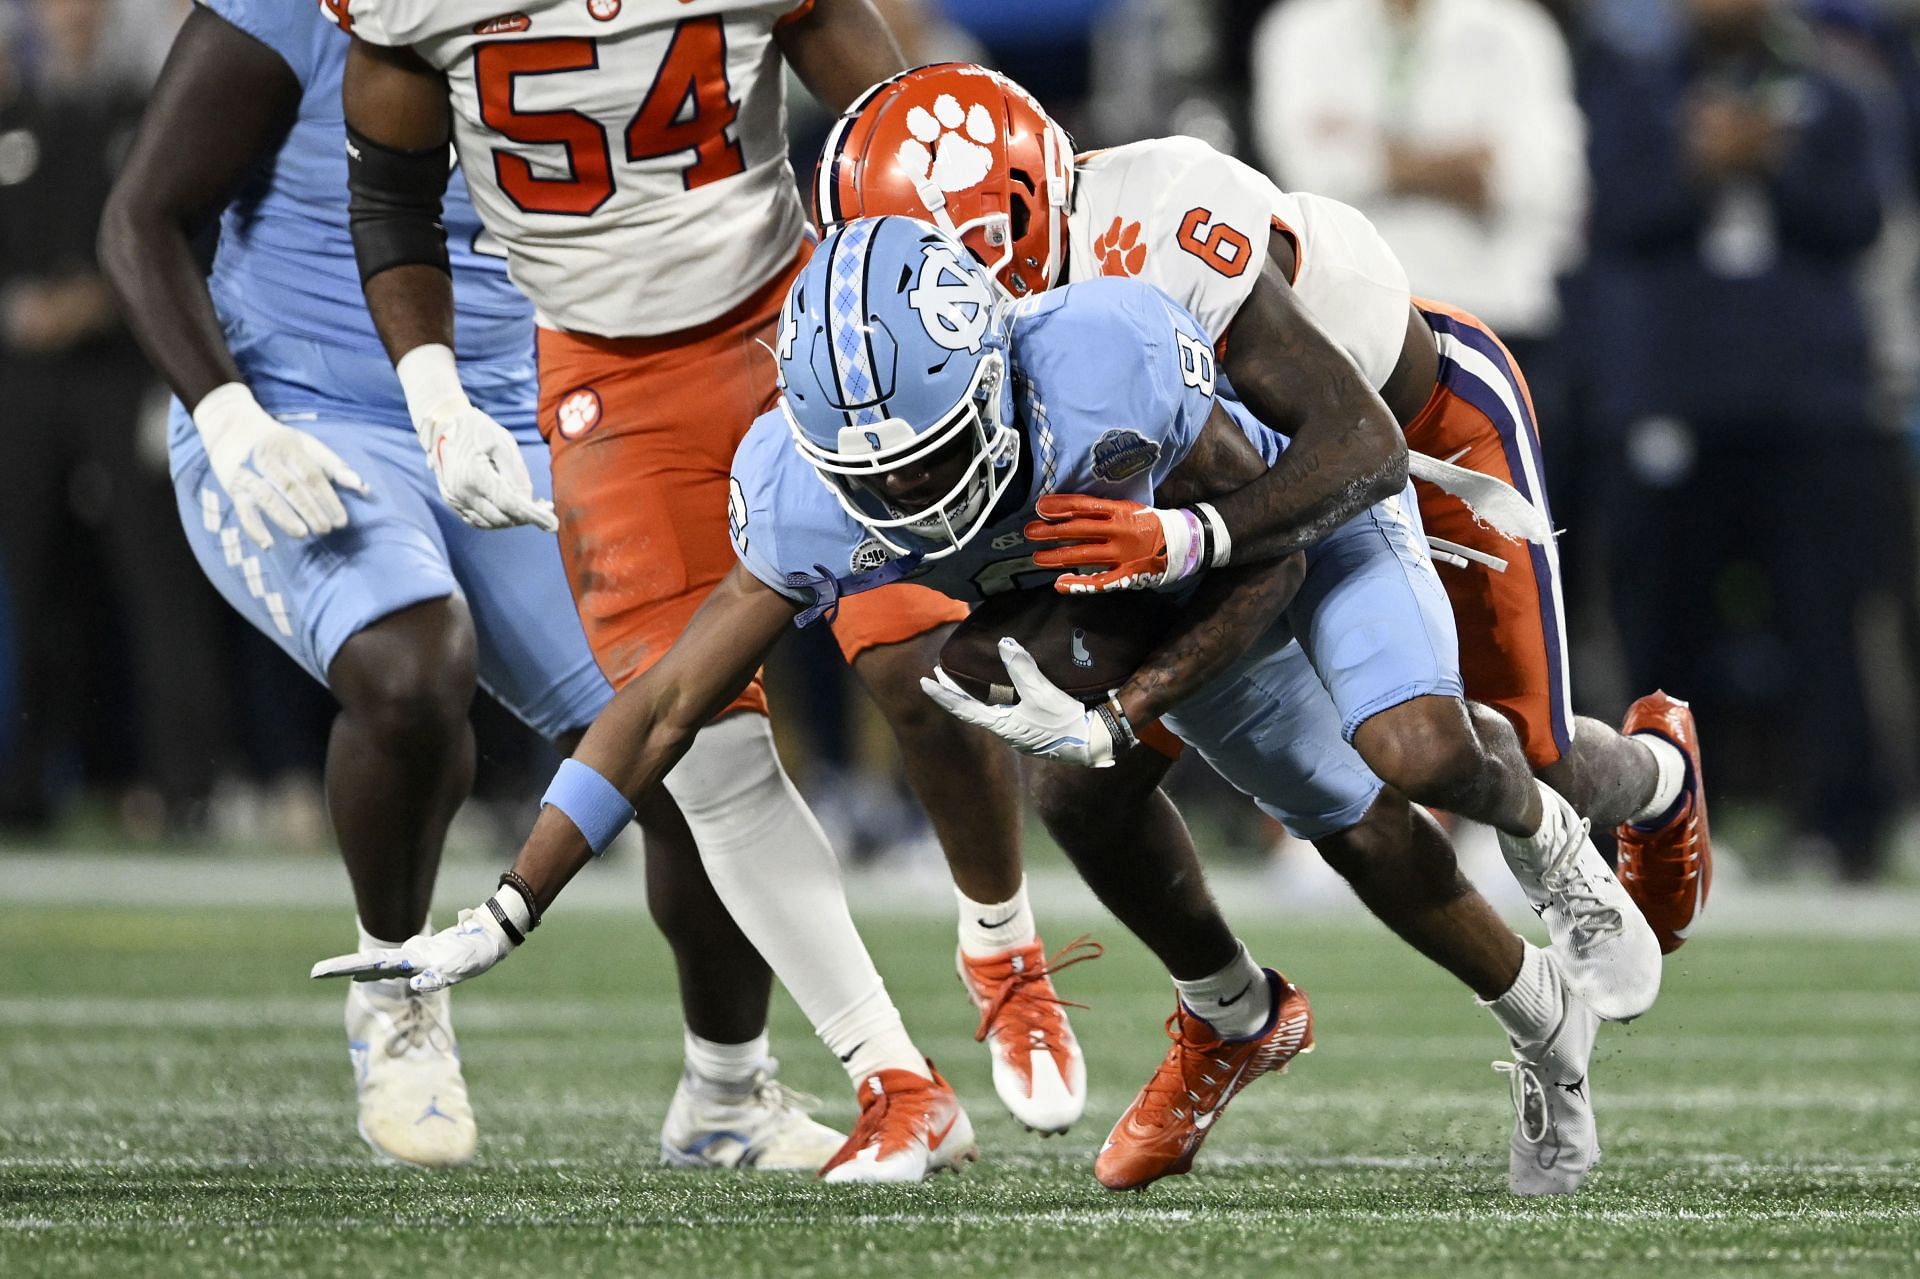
[508,566,800,909]
[775,0,911,114]
[98,8,303,406]
[1111,404,1307,728]
[1210,242,1410,562]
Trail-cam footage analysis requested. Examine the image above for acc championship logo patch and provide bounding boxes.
[557,388,602,439]
[1091,428,1159,483]
[850,538,893,573]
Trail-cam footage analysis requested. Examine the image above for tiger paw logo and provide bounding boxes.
[896,94,997,195]
[1093,218,1147,277]
[557,388,602,439]
[587,0,620,20]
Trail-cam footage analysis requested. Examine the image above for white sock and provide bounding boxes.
[660,714,927,1084]
[956,879,1037,958]
[355,919,422,999]
[1481,942,1563,1043]
[1172,940,1269,1040]
[814,983,930,1084]
[1629,733,1688,825]
[682,1028,770,1099]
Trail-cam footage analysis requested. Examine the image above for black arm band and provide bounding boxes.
[346,123,453,285]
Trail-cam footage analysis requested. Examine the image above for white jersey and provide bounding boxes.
[1067,137,1411,390]
[328,0,811,338]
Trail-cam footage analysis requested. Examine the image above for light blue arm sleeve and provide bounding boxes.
[197,0,324,84]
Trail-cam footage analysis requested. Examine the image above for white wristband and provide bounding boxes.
[395,343,468,439]
[190,381,264,447]
[1193,501,1233,568]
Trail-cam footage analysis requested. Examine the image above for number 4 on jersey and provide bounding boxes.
[475,18,745,217]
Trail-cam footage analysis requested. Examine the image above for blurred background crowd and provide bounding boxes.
[0,0,1915,880]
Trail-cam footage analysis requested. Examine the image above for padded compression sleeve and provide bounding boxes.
[346,123,452,283]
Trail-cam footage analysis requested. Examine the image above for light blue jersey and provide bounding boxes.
[168,0,607,737]
[734,274,1461,839]
[203,0,525,365]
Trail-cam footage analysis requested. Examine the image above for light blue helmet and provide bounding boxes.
[777,215,1018,560]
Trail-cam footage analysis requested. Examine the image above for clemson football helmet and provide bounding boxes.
[813,63,1073,299]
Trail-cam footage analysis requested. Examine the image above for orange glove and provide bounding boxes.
[1026,493,1215,593]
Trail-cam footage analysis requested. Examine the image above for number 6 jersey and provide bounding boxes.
[325,0,815,338]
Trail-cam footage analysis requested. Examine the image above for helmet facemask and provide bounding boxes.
[786,348,1019,561]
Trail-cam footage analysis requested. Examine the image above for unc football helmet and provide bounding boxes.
[778,216,1018,560]
[814,64,1073,298]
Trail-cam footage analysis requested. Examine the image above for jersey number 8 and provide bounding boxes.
[474,19,745,217]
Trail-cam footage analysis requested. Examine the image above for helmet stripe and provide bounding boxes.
[824,221,887,429]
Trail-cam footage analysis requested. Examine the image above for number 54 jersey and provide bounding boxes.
[324,0,816,338]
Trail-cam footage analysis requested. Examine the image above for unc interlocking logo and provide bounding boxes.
[896,94,997,196]
[909,244,995,353]
[557,387,602,439]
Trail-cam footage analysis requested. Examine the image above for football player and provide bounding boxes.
[316,0,1067,1175]
[318,219,1618,1195]
[818,66,1710,960]
[99,0,840,1171]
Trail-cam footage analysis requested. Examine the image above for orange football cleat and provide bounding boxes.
[1616,691,1712,954]
[1094,971,1313,1191]
[960,936,1101,1134]
[818,1062,976,1184]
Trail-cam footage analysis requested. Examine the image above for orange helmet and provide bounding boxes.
[814,64,1073,298]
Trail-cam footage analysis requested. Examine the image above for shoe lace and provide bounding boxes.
[748,1064,823,1119]
[1492,1057,1554,1146]
[970,935,1104,1048]
[1133,1013,1233,1127]
[826,1075,931,1168]
[1540,818,1625,954]
[383,993,452,1057]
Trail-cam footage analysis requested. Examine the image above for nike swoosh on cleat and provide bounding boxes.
[1216,981,1253,1007]
[1670,871,1708,939]
[928,1114,958,1150]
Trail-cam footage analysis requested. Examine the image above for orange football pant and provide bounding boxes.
[536,247,966,716]
[1407,298,1573,769]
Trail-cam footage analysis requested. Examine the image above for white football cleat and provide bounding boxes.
[1495,955,1601,1195]
[659,1062,847,1172]
[957,937,1100,1134]
[1499,799,1662,1022]
[345,979,476,1168]
[819,1064,976,1184]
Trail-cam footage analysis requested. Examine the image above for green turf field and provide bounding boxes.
[3,900,1916,1278]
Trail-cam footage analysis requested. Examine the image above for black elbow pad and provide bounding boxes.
[346,123,453,284]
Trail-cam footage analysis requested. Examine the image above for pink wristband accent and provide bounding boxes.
[1174,507,1207,581]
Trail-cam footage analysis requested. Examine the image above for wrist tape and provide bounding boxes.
[1192,502,1233,569]
[541,758,635,856]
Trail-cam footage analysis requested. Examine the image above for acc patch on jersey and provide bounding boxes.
[1091,428,1160,483]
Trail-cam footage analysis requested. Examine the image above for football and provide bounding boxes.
[937,588,1181,706]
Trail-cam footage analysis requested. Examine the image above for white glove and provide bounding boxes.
[193,382,368,550]
[309,888,533,994]
[398,344,558,532]
[919,636,1134,769]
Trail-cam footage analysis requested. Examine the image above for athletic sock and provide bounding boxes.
[814,983,930,1084]
[1629,732,1688,826]
[955,879,1037,958]
[659,715,929,1087]
[682,1028,770,1100]
[1173,940,1268,1040]
[1481,942,1563,1043]
[356,920,422,1000]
